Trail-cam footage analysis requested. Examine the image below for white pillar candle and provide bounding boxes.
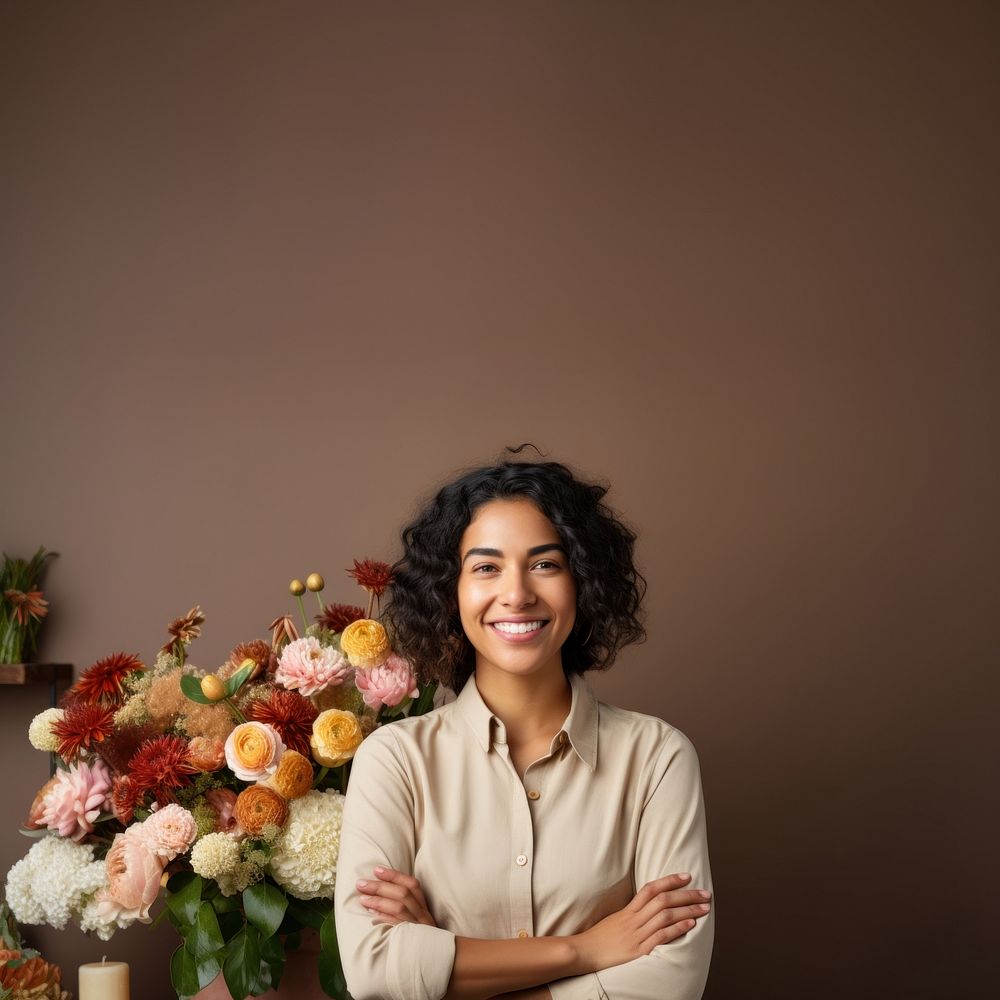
[79,959,129,1000]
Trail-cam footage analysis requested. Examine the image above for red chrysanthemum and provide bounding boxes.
[127,735,196,806]
[111,774,142,824]
[316,602,367,634]
[249,689,319,757]
[51,703,116,762]
[66,652,144,707]
[347,559,394,598]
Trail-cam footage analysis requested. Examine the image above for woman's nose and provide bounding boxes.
[500,572,535,608]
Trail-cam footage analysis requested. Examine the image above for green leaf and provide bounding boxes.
[224,661,256,697]
[243,881,288,939]
[410,679,439,717]
[286,896,331,930]
[180,673,213,704]
[211,892,240,914]
[166,874,205,929]
[223,925,263,1000]
[170,943,201,1000]
[259,932,285,991]
[195,953,223,991]
[318,910,349,999]
[189,901,225,959]
[217,910,245,941]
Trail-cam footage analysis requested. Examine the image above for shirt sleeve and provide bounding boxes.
[548,727,715,1000]
[334,726,457,1000]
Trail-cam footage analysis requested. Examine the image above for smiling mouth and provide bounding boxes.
[489,620,548,635]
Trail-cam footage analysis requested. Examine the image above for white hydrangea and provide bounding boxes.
[78,895,122,941]
[190,833,240,882]
[5,835,107,929]
[27,708,64,752]
[269,789,345,900]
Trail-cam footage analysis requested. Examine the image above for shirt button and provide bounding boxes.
[517,929,529,938]
[515,854,528,867]
[527,790,541,800]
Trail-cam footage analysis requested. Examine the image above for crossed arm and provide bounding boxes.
[357,866,712,1000]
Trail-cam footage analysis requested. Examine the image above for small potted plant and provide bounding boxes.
[0,548,55,664]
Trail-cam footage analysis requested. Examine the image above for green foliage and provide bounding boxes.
[165,874,349,999]
[0,546,56,663]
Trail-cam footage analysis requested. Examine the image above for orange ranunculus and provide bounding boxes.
[339,619,390,668]
[310,709,364,767]
[267,749,314,800]
[234,785,289,836]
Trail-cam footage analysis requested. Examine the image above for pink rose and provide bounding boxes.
[38,758,113,842]
[95,828,165,924]
[204,788,242,835]
[354,654,419,710]
[188,736,226,771]
[142,803,197,861]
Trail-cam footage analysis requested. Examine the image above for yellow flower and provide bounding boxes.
[310,709,364,767]
[267,750,314,800]
[339,619,390,668]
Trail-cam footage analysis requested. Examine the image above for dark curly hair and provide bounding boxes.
[383,450,646,691]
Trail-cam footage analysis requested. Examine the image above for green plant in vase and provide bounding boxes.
[0,547,55,664]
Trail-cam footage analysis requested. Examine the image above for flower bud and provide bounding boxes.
[306,573,325,592]
[200,674,226,701]
[289,579,306,596]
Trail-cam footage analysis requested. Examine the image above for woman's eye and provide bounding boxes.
[532,560,561,571]
[472,564,499,574]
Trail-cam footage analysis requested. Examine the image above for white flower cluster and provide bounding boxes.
[5,836,107,931]
[269,789,345,900]
[190,833,240,882]
[27,708,64,752]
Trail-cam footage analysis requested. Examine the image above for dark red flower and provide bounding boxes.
[52,703,116,762]
[316,602,366,634]
[66,652,144,707]
[111,774,142,824]
[347,559,394,598]
[128,735,196,805]
[249,689,319,757]
[161,606,205,655]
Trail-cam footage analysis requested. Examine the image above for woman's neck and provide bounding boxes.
[474,664,573,748]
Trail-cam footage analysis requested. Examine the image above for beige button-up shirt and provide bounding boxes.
[334,673,714,1000]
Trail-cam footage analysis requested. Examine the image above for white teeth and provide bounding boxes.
[492,621,545,634]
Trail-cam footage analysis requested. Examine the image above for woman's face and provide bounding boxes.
[457,498,577,685]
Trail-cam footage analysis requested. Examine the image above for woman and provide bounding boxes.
[334,456,714,1000]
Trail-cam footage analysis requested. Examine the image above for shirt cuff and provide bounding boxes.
[548,972,609,1000]
[387,922,457,1000]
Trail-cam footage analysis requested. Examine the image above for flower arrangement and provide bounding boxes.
[4,561,438,1000]
[1,548,55,664]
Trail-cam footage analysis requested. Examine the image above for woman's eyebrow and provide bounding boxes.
[461,543,567,564]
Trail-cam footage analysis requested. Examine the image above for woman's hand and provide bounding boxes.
[573,873,711,972]
[356,865,438,927]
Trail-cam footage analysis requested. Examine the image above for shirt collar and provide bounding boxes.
[456,672,599,771]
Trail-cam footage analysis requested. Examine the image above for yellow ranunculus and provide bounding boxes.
[267,749,314,800]
[339,619,391,668]
[310,709,364,767]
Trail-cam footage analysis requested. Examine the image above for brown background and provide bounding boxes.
[2,2,997,998]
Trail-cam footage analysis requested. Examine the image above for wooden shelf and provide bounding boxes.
[0,663,73,685]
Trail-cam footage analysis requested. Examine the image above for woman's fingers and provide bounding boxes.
[635,888,711,924]
[639,918,698,952]
[628,873,694,911]
[356,867,435,925]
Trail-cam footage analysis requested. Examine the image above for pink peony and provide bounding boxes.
[95,827,164,924]
[142,803,197,861]
[275,636,350,696]
[204,788,242,835]
[38,758,113,842]
[354,654,419,710]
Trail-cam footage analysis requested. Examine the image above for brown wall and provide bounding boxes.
[2,3,996,998]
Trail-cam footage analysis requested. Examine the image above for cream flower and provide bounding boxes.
[27,708,64,753]
[190,833,241,882]
[269,789,345,899]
